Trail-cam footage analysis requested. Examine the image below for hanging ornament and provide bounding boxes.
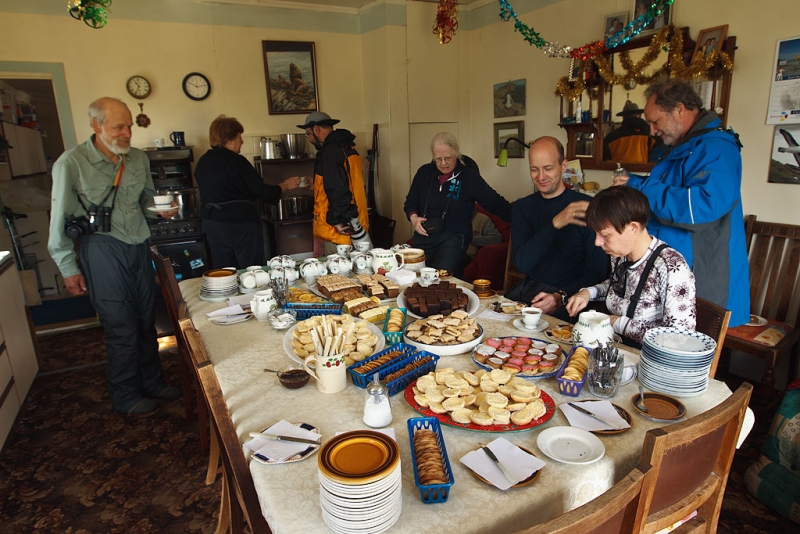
[66,0,111,29]
[433,0,459,45]
[136,103,151,128]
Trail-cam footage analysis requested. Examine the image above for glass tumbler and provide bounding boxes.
[587,352,637,399]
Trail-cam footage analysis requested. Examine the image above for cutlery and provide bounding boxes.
[635,386,649,413]
[263,368,279,374]
[568,402,623,430]
[248,432,320,445]
[478,443,516,485]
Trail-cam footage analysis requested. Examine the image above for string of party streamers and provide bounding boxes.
[67,0,112,29]
[498,0,674,58]
[433,0,460,44]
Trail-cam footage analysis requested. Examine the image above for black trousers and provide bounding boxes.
[79,234,166,412]
[203,219,265,269]
[412,232,469,278]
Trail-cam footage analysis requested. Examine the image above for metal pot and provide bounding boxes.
[273,195,312,221]
[260,137,283,160]
[281,133,307,159]
[156,187,199,220]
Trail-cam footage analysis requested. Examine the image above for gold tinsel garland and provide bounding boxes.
[555,25,734,100]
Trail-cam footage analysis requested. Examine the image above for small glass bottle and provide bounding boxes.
[363,375,392,428]
[575,97,583,123]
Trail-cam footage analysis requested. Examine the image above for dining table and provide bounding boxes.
[180,275,734,534]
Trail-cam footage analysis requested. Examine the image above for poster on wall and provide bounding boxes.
[493,79,526,118]
[768,125,800,184]
[766,36,800,125]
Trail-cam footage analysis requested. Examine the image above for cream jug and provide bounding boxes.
[370,248,405,274]
[303,353,347,394]
[250,289,278,321]
[573,310,615,347]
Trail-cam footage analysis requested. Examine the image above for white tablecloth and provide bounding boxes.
[181,277,732,533]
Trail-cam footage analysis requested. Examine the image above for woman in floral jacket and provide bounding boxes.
[566,187,696,346]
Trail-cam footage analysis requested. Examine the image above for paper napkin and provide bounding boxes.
[477,309,515,323]
[206,304,245,318]
[459,437,545,491]
[245,420,322,463]
[227,294,253,308]
[561,400,631,432]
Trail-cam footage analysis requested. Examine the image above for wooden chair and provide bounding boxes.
[179,317,271,534]
[639,382,753,534]
[503,238,526,294]
[695,297,731,379]
[723,216,800,388]
[150,246,216,483]
[514,465,655,534]
[150,245,193,420]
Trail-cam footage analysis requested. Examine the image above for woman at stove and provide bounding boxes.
[196,115,301,268]
[565,186,696,346]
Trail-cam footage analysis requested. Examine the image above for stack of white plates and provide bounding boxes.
[639,327,717,397]
[199,269,239,301]
[318,430,402,534]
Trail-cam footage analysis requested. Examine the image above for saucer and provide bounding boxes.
[147,205,176,213]
[513,318,548,332]
[475,289,496,299]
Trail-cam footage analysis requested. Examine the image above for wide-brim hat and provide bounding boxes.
[296,111,340,129]
[617,101,644,117]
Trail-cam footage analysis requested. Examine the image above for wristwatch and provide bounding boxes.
[556,290,569,306]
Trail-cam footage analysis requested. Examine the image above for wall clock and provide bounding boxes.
[182,72,211,101]
[126,75,151,99]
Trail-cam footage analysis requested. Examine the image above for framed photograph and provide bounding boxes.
[603,12,629,40]
[768,125,800,184]
[632,0,672,36]
[262,40,319,115]
[494,120,525,159]
[493,79,526,118]
[766,35,800,125]
[692,25,728,61]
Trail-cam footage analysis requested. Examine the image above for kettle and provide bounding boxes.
[260,137,283,160]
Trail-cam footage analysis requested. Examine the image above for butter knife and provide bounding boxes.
[567,402,623,430]
[479,445,516,485]
[248,432,320,445]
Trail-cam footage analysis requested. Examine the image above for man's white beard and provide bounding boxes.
[99,134,131,155]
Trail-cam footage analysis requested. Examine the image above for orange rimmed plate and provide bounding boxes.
[203,269,237,278]
[318,431,399,484]
[629,392,687,420]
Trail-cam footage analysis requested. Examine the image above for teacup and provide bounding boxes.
[521,307,543,328]
[336,244,353,257]
[420,267,439,286]
[353,240,371,253]
[253,269,270,286]
[240,271,257,289]
[303,353,347,394]
[246,265,262,272]
[153,194,173,208]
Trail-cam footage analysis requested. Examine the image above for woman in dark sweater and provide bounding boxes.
[403,132,512,277]
[195,115,301,268]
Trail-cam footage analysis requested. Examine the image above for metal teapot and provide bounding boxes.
[260,137,283,160]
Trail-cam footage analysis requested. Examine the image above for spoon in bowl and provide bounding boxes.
[635,385,649,413]
[263,368,279,374]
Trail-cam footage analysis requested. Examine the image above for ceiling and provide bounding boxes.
[196,0,482,14]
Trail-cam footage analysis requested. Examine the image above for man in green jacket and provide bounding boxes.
[48,97,180,414]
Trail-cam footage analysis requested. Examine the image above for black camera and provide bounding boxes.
[64,204,111,238]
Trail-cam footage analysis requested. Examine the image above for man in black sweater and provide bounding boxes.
[507,137,607,320]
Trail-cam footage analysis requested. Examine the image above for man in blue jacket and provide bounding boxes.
[612,79,749,326]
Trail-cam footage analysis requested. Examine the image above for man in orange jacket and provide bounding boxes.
[296,111,371,254]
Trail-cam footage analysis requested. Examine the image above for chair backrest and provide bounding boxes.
[503,238,526,293]
[639,382,753,534]
[150,245,187,326]
[695,297,731,378]
[179,317,270,534]
[744,215,800,325]
[514,465,654,534]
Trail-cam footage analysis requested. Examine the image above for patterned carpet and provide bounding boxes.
[0,326,796,533]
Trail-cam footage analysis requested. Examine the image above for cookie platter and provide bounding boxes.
[402,310,484,357]
[471,336,566,379]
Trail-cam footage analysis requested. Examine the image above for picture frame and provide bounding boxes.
[493,79,526,118]
[632,0,672,37]
[766,35,800,125]
[692,25,728,62]
[262,40,319,115]
[768,125,800,184]
[494,120,525,159]
[603,12,629,41]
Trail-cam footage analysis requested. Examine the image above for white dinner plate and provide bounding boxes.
[283,320,385,364]
[402,324,484,356]
[397,285,480,319]
[512,318,548,333]
[536,427,605,465]
[746,314,767,327]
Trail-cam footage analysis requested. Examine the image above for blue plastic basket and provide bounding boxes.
[347,343,417,388]
[556,345,588,397]
[381,350,439,396]
[382,307,407,346]
[284,301,343,320]
[407,417,454,503]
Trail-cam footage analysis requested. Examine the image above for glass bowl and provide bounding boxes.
[266,308,297,331]
[277,363,310,389]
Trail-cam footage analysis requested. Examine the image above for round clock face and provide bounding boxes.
[183,72,211,101]
[126,75,151,99]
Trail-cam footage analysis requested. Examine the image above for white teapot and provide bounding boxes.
[326,254,353,275]
[250,289,278,321]
[370,248,405,275]
[573,310,615,347]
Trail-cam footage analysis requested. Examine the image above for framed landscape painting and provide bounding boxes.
[494,121,525,159]
[262,41,319,115]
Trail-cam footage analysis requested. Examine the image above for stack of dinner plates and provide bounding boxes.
[199,269,239,301]
[317,430,402,534]
[639,327,717,397]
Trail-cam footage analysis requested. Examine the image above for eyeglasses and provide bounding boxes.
[610,260,633,298]
[434,156,455,165]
